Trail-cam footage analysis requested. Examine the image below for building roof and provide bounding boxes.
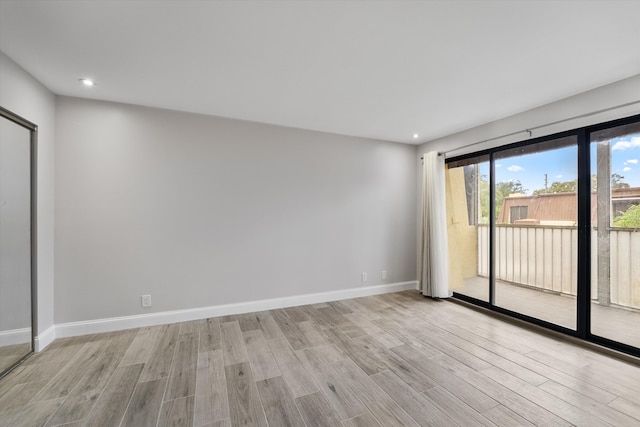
[498,187,640,225]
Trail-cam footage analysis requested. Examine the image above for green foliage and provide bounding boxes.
[613,204,640,228]
[533,179,576,195]
[477,177,528,223]
[479,174,489,224]
[495,180,527,222]
[533,174,628,195]
[478,171,631,225]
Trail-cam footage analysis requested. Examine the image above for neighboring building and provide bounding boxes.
[498,187,640,225]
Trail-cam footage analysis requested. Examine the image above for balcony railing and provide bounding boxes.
[477,224,640,310]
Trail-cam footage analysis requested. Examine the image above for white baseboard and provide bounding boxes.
[0,326,55,352]
[54,281,418,339]
[34,325,55,352]
[0,327,31,346]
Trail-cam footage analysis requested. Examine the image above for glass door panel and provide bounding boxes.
[493,136,578,329]
[445,156,490,302]
[590,122,640,348]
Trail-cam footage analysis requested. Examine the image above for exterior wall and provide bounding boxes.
[445,166,477,286]
[498,188,640,225]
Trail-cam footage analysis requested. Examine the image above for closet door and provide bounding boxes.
[0,108,36,377]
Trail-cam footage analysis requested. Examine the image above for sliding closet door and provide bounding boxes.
[493,136,578,330]
[0,108,36,376]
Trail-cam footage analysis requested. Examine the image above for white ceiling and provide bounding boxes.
[1,1,639,144]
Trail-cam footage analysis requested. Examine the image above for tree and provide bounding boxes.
[612,173,630,189]
[495,180,527,221]
[476,178,525,223]
[533,179,576,195]
[534,174,628,195]
[479,174,489,223]
[613,204,640,228]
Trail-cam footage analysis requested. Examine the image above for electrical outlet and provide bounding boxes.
[361,272,368,282]
[381,270,387,280]
[141,294,152,307]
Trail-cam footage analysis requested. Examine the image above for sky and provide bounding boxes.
[609,134,640,186]
[488,133,640,195]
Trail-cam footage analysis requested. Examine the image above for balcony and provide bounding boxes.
[452,224,640,348]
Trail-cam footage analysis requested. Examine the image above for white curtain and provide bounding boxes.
[419,151,450,298]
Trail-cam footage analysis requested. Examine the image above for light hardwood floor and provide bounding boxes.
[1,291,639,426]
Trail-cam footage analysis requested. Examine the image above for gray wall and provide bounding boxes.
[55,97,417,323]
[418,74,640,157]
[0,51,56,337]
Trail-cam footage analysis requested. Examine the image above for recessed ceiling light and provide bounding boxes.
[79,78,95,87]
[413,133,419,139]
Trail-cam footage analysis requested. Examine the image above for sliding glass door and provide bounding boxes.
[446,113,640,357]
[493,137,578,330]
[445,156,490,302]
[590,121,640,349]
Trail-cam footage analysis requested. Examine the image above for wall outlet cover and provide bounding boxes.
[141,294,152,307]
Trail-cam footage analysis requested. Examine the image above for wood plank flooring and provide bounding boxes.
[1,290,639,426]
[0,343,31,375]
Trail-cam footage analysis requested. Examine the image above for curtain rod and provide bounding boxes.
[420,99,640,159]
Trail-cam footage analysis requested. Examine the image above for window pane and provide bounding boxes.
[493,137,578,330]
[445,159,490,301]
